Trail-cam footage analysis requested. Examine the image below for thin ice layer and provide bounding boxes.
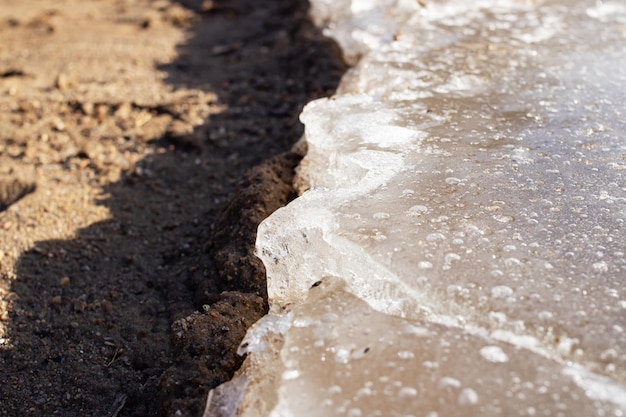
[264,278,625,417]
[208,0,626,416]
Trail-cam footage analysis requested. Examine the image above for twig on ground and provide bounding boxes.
[107,393,127,417]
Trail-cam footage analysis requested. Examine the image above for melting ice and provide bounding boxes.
[208,0,626,416]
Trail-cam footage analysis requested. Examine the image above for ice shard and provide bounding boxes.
[207,1,626,416]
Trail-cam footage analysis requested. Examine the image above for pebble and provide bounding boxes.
[55,72,72,90]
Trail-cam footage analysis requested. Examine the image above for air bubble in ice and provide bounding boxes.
[397,350,415,360]
[600,348,618,361]
[282,369,300,380]
[335,348,351,364]
[322,313,339,323]
[327,385,342,394]
[504,257,521,267]
[538,311,554,320]
[490,269,504,277]
[347,408,362,417]
[445,177,463,185]
[293,317,314,327]
[356,386,373,398]
[447,285,469,299]
[407,205,429,216]
[398,387,418,398]
[438,377,461,390]
[458,388,479,406]
[480,345,509,363]
[426,233,446,242]
[491,330,540,349]
[592,261,609,272]
[418,261,433,269]
[491,285,514,299]
[444,253,461,263]
[493,214,515,223]
[489,311,508,326]
[402,323,431,337]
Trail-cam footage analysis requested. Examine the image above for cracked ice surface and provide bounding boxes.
[207,1,626,416]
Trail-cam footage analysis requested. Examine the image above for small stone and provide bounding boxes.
[101,300,113,314]
[55,72,72,90]
[81,102,94,116]
[167,119,194,138]
[52,117,65,131]
[95,104,109,121]
[114,102,132,120]
[72,299,87,313]
[59,276,70,287]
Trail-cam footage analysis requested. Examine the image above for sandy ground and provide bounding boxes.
[0,0,344,415]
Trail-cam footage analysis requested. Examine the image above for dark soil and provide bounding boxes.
[0,0,345,416]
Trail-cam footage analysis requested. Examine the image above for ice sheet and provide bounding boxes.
[207,0,626,415]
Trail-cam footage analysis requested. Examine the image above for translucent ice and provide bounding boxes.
[207,0,626,416]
